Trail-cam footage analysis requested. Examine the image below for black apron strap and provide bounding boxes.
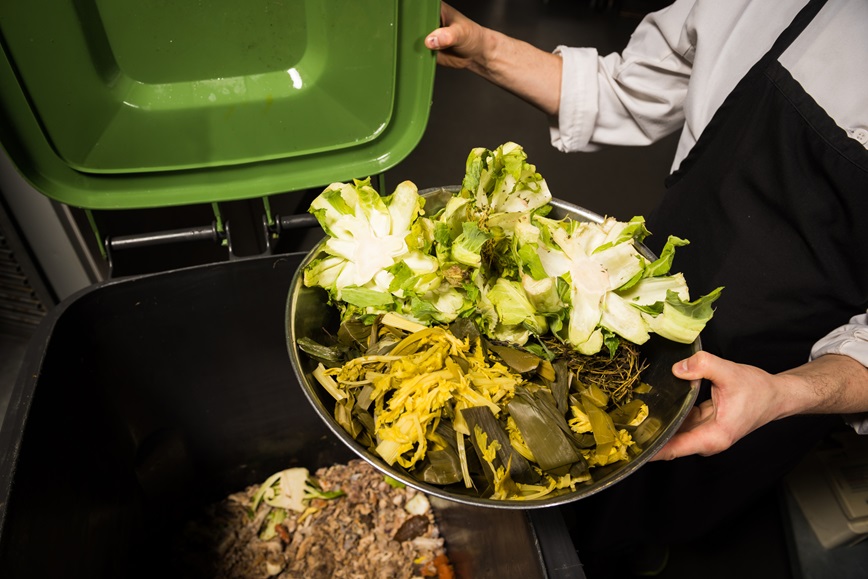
[765,0,827,61]
[665,0,827,189]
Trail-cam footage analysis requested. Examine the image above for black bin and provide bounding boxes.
[0,254,582,578]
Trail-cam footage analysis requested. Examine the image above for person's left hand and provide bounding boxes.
[650,351,788,460]
[424,3,488,70]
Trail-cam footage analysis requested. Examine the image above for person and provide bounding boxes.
[425,0,868,571]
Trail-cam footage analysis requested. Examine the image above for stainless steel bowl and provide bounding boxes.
[286,187,700,509]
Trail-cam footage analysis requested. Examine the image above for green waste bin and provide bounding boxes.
[0,0,439,209]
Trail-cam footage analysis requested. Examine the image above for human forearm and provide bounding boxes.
[425,3,562,116]
[777,354,868,418]
[466,29,562,117]
[807,313,868,432]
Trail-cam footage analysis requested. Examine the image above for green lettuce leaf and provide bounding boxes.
[643,287,724,344]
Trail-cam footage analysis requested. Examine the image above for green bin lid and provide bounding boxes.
[0,0,438,209]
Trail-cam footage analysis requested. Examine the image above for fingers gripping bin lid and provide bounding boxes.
[0,0,439,209]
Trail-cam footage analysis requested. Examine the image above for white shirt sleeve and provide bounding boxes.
[551,0,697,153]
[551,0,867,168]
[810,312,868,434]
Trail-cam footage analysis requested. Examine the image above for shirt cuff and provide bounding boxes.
[550,46,600,152]
[809,313,868,366]
[844,415,868,435]
[810,312,868,435]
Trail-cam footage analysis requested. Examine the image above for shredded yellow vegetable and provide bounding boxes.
[321,327,520,471]
[311,321,648,501]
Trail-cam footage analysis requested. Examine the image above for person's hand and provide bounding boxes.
[652,350,868,461]
[650,351,788,461]
[424,3,490,70]
[424,2,563,116]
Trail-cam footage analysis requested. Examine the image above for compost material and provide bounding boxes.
[175,459,453,578]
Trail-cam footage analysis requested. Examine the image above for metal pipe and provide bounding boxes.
[108,224,219,251]
[278,214,318,230]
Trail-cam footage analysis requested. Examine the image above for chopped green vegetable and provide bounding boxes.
[451,221,492,267]
[259,508,287,540]
[296,336,346,366]
[250,467,346,520]
[641,287,725,344]
[306,178,430,320]
[299,142,721,501]
[384,475,406,489]
[488,343,542,374]
[507,387,580,472]
[462,405,537,485]
[609,399,650,428]
[303,143,720,353]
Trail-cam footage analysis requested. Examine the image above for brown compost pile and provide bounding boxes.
[174,459,454,579]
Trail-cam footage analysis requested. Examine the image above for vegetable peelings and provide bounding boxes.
[300,142,722,500]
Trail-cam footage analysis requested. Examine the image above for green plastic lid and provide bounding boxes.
[0,0,438,209]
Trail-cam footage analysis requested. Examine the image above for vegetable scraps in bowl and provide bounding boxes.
[299,142,722,501]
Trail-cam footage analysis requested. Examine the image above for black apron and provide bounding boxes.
[565,0,868,552]
[649,0,868,374]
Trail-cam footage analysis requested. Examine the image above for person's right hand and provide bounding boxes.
[424,3,489,70]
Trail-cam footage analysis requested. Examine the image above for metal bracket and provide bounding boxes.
[88,175,396,275]
[103,212,319,275]
[260,213,319,255]
[95,191,327,275]
[104,221,230,275]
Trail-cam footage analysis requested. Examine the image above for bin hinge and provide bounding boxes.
[101,208,319,276]
[260,212,318,255]
[91,182,386,275]
[105,221,229,275]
